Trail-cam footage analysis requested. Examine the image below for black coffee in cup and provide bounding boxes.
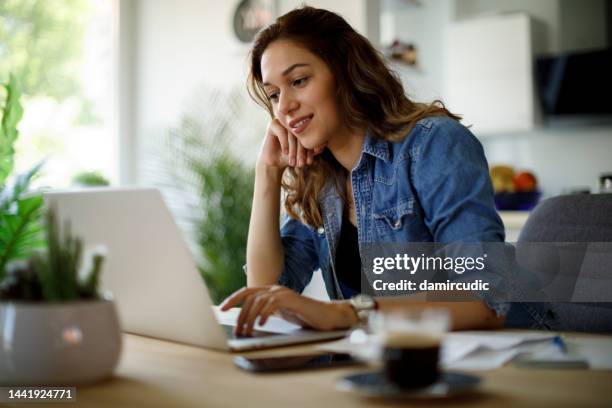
[382,333,441,389]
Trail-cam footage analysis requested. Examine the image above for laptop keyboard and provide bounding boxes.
[222,324,280,339]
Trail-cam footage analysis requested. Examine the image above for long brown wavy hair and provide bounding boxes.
[247,6,460,228]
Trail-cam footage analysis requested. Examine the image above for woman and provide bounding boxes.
[221,6,508,335]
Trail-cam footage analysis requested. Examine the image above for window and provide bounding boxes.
[1,0,116,187]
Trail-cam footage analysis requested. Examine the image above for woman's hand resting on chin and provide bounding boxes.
[220,285,358,336]
[258,119,325,170]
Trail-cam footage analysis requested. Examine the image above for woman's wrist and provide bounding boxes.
[256,160,285,180]
[254,162,284,197]
[330,301,360,329]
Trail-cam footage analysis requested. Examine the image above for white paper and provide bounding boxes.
[445,331,556,351]
[316,331,558,371]
[441,331,557,370]
[567,337,612,370]
[445,348,522,371]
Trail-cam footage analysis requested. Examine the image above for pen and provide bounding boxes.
[552,335,567,353]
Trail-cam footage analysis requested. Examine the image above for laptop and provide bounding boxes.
[43,188,347,351]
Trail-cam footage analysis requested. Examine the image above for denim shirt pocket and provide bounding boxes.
[372,199,415,239]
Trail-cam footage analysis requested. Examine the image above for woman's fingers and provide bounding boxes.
[296,142,307,167]
[306,149,314,165]
[220,286,267,311]
[271,119,289,156]
[258,288,299,326]
[236,286,292,334]
[220,287,251,311]
[243,293,272,336]
[235,294,258,335]
[222,286,289,336]
[226,286,337,334]
[287,132,297,167]
[258,296,280,326]
[268,118,326,168]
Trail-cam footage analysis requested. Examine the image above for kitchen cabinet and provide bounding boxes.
[446,13,544,136]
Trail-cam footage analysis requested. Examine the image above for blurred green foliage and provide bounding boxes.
[0,74,45,280]
[195,152,254,304]
[72,170,110,187]
[0,74,23,185]
[0,0,91,100]
[161,89,255,304]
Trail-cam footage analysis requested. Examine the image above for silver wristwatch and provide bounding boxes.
[349,294,377,325]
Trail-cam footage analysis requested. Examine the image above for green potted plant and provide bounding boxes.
[0,75,121,385]
[0,209,121,385]
[153,87,257,304]
[1,74,45,280]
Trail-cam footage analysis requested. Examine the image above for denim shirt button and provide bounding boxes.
[317,226,325,234]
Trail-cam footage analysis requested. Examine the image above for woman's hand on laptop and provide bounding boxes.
[220,285,358,337]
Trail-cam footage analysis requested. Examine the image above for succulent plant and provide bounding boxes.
[0,260,43,301]
[0,207,105,302]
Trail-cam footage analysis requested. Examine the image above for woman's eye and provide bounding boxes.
[268,93,279,102]
[292,77,308,87]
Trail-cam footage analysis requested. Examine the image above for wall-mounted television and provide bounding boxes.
[535,48,612,117]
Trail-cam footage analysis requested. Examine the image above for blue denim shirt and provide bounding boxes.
[277,116,510,316]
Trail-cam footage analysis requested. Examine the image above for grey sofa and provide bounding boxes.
[514,193,612,333]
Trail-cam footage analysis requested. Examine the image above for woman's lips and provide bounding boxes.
[290,114,313,135]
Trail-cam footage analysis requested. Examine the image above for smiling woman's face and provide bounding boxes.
[260,39,342,150]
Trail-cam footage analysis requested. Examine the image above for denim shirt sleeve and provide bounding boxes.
[411,118,504,243]
[277,214,319,293]
[411,118,510,316]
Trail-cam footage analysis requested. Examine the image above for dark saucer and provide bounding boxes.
[337,371,481,399]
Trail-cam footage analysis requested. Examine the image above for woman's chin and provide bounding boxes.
[299,136,327,151]
[299,141,316,150]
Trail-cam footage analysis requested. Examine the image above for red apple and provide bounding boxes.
[513,171,537,192]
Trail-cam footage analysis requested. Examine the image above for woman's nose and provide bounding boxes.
[278,93,299,115]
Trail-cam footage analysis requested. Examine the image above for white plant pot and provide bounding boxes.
[0,299,122,385]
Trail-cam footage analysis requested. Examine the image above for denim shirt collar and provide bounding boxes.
[319,129,389,205]
[361,129,390,163]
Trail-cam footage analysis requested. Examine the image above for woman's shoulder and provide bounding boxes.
[408,115,481,150]
[413,115,470,136]
[377,116,480,164]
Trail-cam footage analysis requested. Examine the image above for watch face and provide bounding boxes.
[354,294,375,309]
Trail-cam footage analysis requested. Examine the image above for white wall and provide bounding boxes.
[121,0,271,185]
[381,0,454,103]
[279,0,381,45]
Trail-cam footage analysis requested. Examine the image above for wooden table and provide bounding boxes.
[12,332,612,408]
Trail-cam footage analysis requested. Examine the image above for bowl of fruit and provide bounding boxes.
[490,165,541,211]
